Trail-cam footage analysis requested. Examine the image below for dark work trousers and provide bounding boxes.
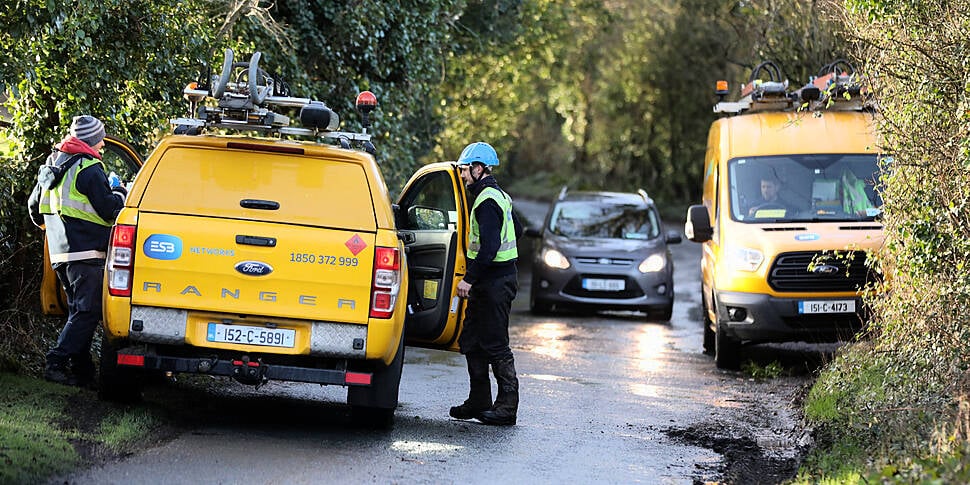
[47,260,104,367]
[458,273,518,362]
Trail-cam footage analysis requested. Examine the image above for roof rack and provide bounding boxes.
[713,59,873,115]
[170,48,377,154]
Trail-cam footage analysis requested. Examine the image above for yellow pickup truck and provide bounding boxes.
[63,50,476,427]
[685,60,886,369]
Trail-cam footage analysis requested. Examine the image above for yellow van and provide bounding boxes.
[685,61,885,369]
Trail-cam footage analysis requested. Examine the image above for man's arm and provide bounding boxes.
[76,165,126,221]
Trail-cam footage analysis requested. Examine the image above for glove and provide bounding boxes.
[108,171,122,188]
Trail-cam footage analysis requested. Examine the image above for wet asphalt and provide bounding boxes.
[58,199,819,484]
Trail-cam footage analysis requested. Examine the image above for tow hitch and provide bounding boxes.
[231,356,267,387]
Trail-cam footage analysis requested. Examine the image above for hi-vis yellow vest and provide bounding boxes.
[39,158,113,227]
[468,187,518,262]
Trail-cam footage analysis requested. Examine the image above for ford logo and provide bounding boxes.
[810,264,840,275]
[234,261,273,276]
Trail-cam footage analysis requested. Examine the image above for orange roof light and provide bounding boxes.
[715,80,729,97]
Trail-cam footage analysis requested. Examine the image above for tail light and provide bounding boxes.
[107,224,136,297]
[370,246,400,318]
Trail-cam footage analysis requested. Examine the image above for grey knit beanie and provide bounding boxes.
[70,115,106,146]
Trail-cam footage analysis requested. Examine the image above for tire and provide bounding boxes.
[702,293,715,355]
[714,320,742,370]
[97,338,143,403]
[648,305,672,322]
[347,334,405,430]
[530,293,553,315]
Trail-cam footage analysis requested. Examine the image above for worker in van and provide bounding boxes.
[27,115,128,386]
[748,173,791,217]
[450,141,522,426]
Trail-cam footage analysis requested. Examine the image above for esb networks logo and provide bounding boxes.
[143,234,182,260]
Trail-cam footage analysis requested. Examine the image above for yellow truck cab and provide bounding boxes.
[95,50,474,427]
[685,60,885,369]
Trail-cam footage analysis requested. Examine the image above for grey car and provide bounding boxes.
[524,188,681,321]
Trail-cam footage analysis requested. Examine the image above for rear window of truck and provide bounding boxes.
[138,146,377,231]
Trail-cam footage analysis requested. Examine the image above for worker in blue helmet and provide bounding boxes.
[450,141,522,426]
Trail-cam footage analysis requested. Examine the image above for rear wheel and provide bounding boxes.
[97,338,143,403]
[347,334,405,430]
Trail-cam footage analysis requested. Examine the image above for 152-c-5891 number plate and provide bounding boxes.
[206,322,296,348]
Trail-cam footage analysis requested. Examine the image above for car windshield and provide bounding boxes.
[548,200,660,239]
[728,154,885,223]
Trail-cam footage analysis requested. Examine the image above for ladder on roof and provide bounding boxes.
[714,59,874,115]
[170,48,378,153]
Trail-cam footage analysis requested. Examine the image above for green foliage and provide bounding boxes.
[433,0,848,210]
[798,0,970,480]
[0,372,165,483]
[741,360,785,380]
[0,373,82,483]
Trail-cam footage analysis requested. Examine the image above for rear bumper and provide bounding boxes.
[116,346,372,387]
[715,290,865,343]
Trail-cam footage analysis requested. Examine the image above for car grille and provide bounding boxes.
[563,274,645,299]
[767,251,875,292]
[574,257,634,266]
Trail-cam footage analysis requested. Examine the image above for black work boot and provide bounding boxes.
[450,354,493,420]
[44,355,76,386]
[478,358,518,426]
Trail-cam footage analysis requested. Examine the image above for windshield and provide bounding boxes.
[548,200,660,239]
[728,154,885,223]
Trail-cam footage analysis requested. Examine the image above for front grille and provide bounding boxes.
[768,251,875,292]
[575,257,634,267]
[563,274,645,299]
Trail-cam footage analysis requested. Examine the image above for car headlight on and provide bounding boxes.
[638,254,666,273]
[541,248,571,270]
[728,246,764,272]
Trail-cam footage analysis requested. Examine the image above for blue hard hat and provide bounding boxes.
[457,142,499,167]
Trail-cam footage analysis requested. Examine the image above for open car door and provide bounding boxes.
[41,135,143,315]
[397,162,469,352]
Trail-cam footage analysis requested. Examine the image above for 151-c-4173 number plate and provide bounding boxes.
[206,322,296,348]
[797,300,856,314]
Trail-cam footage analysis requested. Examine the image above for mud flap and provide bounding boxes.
[347,333,405,410]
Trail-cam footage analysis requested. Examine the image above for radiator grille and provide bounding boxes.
[767,251,874,292]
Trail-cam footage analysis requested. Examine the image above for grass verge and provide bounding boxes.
[0,372,169,483]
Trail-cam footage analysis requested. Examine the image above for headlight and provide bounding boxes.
[638,254,666,273]
[727,246,764,272]
[541,248,570,270]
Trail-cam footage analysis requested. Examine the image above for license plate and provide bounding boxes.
[582,278,625,291]
[797,300,856,314]
[206,322,296,348]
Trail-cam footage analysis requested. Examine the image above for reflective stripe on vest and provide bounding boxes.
[39,158,113,227]
[468,186,518,262]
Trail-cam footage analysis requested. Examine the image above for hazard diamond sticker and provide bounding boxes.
[345,234,367,256]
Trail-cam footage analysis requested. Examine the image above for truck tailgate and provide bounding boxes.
[131,212,375,323]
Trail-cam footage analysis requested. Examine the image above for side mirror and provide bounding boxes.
[524,227,542,238]
[685,204,713,242]
[665,230,682,244]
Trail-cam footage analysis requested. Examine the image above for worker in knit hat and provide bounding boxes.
[26,114,127,387]
[69,115,106,148]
